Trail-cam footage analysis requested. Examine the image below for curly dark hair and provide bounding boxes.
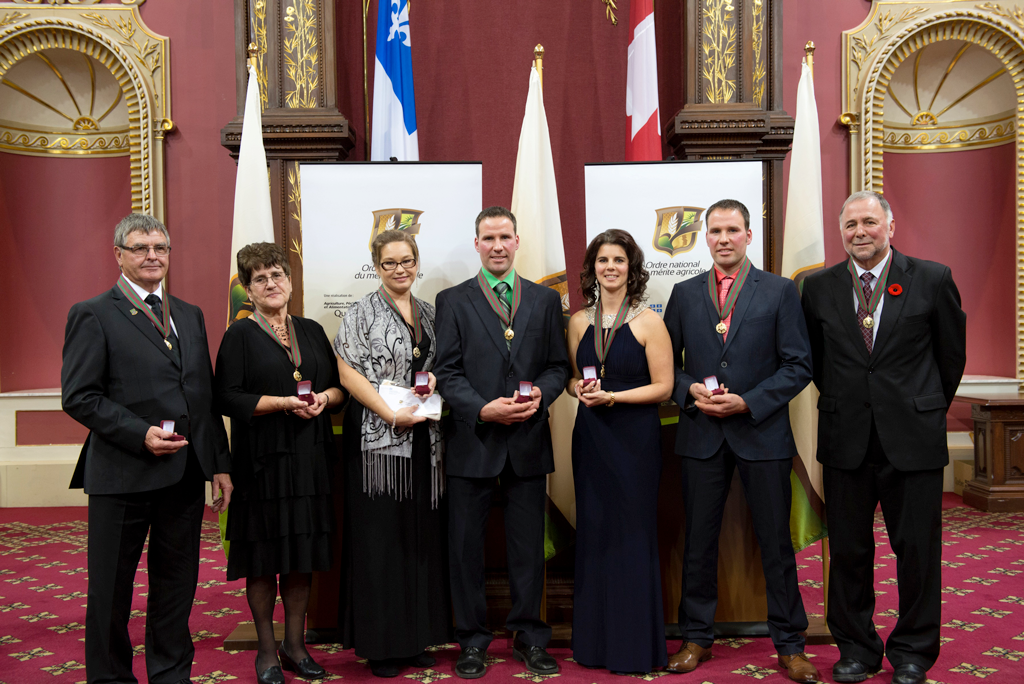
[579,229,650,308]
[236,242,290,287]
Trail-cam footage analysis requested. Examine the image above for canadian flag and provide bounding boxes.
[625,0,661,161]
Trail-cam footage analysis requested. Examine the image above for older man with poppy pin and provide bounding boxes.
[801,191,966,684]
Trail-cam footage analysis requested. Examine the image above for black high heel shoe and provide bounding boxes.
[279,647,327,679]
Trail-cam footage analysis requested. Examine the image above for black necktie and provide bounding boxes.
[145,294,180,362]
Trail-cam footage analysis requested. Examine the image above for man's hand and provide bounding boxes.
[145,425,188,456]
[694,388,749,418]
[478,393,538,425]
[689,382,712,403]
[210,473,233,512]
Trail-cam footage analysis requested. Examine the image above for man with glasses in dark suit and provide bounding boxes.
[62,213,232,684]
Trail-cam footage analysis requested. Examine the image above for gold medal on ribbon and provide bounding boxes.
[293,369,302,381]
[165,339,173,350]
[716,322,728,335]
[505,328,515,341]
[862,316,874,329]
[413,347,421,359]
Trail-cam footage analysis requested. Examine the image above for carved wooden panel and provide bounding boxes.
[667,0,793,273]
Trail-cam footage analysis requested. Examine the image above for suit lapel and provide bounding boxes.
[112,287,180,366]
[870,249,910,358]
[829,261,871,363]
[467,281,511,360]
[721,267,760,356]
[508,281,537,362]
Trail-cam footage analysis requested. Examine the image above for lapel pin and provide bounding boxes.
[887,284,903,296]
[130,308,138,315]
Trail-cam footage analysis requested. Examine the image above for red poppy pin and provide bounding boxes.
[888,283,903,296]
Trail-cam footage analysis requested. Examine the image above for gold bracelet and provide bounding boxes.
[606,391,615,407]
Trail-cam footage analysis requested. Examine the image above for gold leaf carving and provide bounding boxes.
[751,0,765,108]
[0,12,29,26]
[601,0,618,26]
[850,8,927,75]
[977,3,1024,29]
[701,0,737,104]
[81,12,161,87]
[882,120,1014,150]
[283,0,319,109]
[252,0,269,110]
[0,129,130,154]
[287,161,303,263]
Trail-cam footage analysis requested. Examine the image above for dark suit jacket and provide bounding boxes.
[62,285,231,495]
[434,275,570,479]
[663,265,812,460]
[801,249,966,471]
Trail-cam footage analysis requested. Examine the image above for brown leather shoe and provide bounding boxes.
[665,642,712,673]
[778,653,820,683]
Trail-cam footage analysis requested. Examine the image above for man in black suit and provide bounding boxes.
[801,191,966,684]
[662,199,818,683]
[434,206,570,679]
[62,214,233,684]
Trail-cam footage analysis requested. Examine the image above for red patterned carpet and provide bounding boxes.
[1,494,1022,684]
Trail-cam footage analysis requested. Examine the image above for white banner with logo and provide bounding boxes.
[300,163,483,337]
[584,161,763,316]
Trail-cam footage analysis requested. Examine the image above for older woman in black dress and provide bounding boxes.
[334,229,450,678]
[216,243,344,684]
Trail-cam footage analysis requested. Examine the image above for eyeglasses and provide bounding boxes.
[122,243,171,256]
[250,272,288,288]
[379,258,417,271]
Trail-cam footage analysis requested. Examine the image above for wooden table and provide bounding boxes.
[953,391,1024,512]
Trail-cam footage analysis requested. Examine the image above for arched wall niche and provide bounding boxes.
[0,1,171,217]
[842,1,1024,380]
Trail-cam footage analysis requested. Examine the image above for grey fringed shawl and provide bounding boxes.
[333,290,444,507]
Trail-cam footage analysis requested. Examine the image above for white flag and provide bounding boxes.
[511,65,577,542]
[782,61,826,551]
[227,63,275,325]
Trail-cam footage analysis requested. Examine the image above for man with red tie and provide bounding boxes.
[663,199,817,682]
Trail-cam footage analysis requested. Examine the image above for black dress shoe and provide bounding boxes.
[455,647,487,679]
[369,659,402,678]
[407,651,436,668]
[892,663,927,684]
[255,663,285,684]
[512,637,558,676]
[279,647,327,679]
[832,657,881,683]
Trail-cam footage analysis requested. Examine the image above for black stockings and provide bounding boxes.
[246,573,313,672]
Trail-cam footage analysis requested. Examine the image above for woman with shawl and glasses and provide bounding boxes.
[215,242,344,684]
[333,230,451,678]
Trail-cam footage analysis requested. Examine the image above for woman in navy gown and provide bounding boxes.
[566,229,674,674]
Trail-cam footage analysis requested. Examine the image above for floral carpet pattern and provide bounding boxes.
[1,495,1022,683]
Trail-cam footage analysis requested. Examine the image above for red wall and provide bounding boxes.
[0,0,1017,401]
[0,153,129,391]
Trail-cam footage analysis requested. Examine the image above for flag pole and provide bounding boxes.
[362,0,372,159]
[534,44,544,90]
[804,37,830,621]
[247,41,258,72]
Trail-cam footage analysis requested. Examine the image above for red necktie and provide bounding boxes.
[856,272,874,352]
[718,274,734,342]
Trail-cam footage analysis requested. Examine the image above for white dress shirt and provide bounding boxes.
[123,277,178,336]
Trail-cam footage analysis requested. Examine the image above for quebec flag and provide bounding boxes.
[371,0,418,160]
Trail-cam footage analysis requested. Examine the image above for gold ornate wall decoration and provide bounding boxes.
[601,0,618,26]
[0,2,171,217]
[751,0,765,108]
[283,0,318,108]
[0,11,27,25]
[841,1,1024,379]
[701,0,738,104]
[848,6,927,101]
[251,0,269,110]
[287,160,302,263]
[12,1,145,5]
